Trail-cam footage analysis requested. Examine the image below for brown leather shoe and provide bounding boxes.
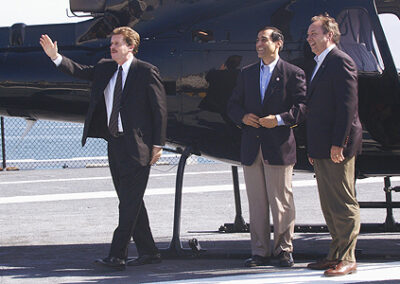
[324,260,357,277]
[307,258,338,270]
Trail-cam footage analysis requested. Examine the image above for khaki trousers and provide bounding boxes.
[243,149,295,257]
[313,156,360,262]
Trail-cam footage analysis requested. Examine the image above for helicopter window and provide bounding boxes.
[337,9,382,73]
[379,13,400,73]
[9,23,26,47]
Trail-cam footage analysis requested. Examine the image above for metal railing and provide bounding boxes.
[0,116,214,170]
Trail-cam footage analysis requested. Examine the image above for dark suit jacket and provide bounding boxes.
[306,47,362,159]
[57,56,167,166]
[228,59,306,166]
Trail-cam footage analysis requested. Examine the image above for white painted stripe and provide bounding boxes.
[0,191,117,204]
[0,170,236,185]
[1,176,399,204]
[292,176,400,187]
[1,172,398,186]
[152,170,235,177]
[357,176,400,184]
[0,184,236,204]
[151,261,400,284]
[0,176,111,185]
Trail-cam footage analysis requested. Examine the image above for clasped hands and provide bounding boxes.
[242,113,277,128]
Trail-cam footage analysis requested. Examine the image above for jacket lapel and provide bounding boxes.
[98,61,118,97]
[308,48,336,99]
[121,57,138,103]
[309,62,326,91]
[248,62,263,108]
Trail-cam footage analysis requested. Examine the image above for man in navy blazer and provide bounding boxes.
[228,27,306,267]
[40,27,167,270]
[305,14,362,277]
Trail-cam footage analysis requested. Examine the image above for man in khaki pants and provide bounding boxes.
[228,26,306,267]
[305,14,362,277]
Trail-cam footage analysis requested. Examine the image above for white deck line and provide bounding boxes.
[1,176,400,204]
[150,261,400,284]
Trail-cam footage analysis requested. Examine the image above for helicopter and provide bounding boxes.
[0,0,399,256]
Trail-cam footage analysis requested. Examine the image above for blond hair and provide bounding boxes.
[112,26,140,54]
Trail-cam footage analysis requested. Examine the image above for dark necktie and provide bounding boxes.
[108,66,123,137]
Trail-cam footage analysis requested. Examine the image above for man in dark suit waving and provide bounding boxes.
[305,14,362,277]
[40,26,167,270]
[228,27,306,267]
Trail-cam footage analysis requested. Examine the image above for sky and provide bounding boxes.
[0,0,83,26]
[0,0,399,67]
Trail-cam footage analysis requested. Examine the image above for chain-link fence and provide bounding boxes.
[0,117,215,170]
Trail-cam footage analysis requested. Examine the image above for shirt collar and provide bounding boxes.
[119,56,134,73]
[314,44,335,64]
[260,56,279,72]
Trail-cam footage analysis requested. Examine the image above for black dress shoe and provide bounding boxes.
[94,256,126,271]
[126,253,162,266]
[244,255,270,267]
[278,251,294,267]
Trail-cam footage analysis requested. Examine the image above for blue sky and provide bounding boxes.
[0,0,398,67]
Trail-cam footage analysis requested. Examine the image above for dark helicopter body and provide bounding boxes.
[0,0,399,177]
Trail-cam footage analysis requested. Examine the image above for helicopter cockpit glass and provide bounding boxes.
[337,9,383,73]
[379,13,400,74]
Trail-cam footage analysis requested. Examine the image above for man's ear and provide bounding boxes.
[327,31,334,41]
[277,40,283,51]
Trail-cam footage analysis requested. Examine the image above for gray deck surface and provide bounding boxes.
[1,163,399,283]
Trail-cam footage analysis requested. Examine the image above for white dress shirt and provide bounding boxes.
[103,57,133,132]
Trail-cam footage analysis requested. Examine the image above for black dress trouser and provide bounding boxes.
[107,135,159,259]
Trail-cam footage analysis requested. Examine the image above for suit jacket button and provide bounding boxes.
[256,135,260,138]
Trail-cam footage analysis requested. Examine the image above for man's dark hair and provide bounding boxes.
[257,26,284,50]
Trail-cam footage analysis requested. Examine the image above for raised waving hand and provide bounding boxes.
[39,34,59,60]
